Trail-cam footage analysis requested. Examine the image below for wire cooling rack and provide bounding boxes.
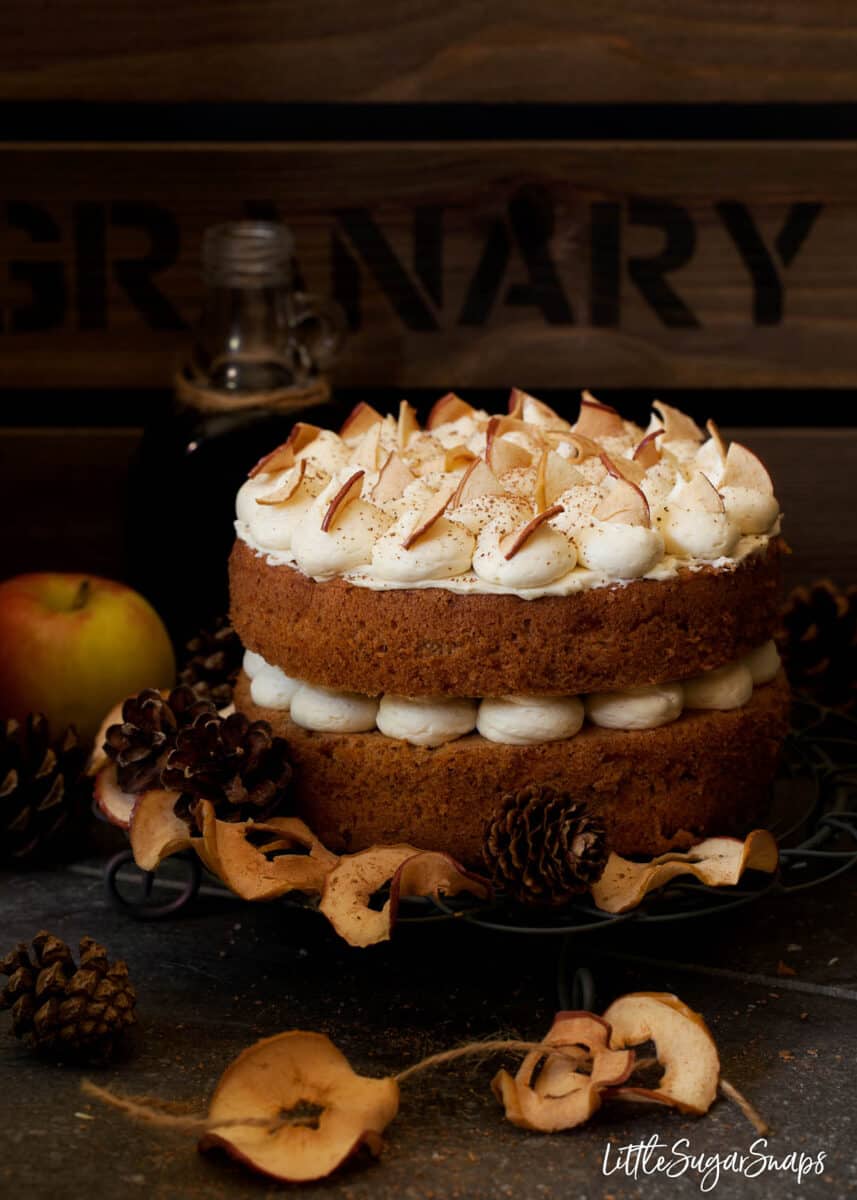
[103,695,857,930]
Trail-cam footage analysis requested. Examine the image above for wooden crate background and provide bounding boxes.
[1,144,853,393]
[2,4,857,404]
[1,2,856,579]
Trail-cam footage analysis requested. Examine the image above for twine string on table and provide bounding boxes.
[82,1039,568,1134]
[82,1037,768,1137]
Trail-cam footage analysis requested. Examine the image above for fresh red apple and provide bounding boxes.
[0,573,175,742]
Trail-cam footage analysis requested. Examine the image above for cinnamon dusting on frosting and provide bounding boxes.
[235,391,781,596]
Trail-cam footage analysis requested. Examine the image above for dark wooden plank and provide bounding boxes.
[1,142,856,392]
[3,2,857,104]
[738,428,857,588]
[2,427,855,590]
[0,429,138,581]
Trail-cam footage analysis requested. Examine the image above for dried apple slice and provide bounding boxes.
[602,993,720,1115]
[543,429,603,462]
[370,451,415,504]
[721,441,775,494]
[486,422,533,475]
[534,450,584,510]
[201,813,338,902]
[88,700,125,776]
[507,388,526,418]
[500,505,563,560]
[653,400,704,443]
[674,471,725,513]
[442,444,478,472]
[509,388,567,429]
[694,420,728,481]
[425,391,475,429]
[347,422,382,470]
[396,399,420,450]
[129,789,193,871]
[493,1011,634,1132]
[390,851,492,925]
[200,1031,400,1182]
[600,451,645,486]
[255,460,307,505]
[319,845,416,947]
[573,391,624,438]
[706,419,728,461]
[401,481,457,549]
[339,402,383,440]
[489,414,543,442]
[593,475,651,526]
[248,424,322,478]
[195,799,227,878]
[249,442,295,479]
[92,762,137,830]
[451,459,504,507]
[321,470,365,533]
[319,844,491,948]
[632,429,664,469]
[590,829,779,914]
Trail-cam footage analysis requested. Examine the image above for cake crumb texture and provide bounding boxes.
[230,537,784,697]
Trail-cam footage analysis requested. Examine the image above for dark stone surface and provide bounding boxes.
[0,849,855,1200]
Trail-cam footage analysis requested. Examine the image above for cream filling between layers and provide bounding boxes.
[241,641,782,746]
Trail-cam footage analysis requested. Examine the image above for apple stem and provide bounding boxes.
[72,579,91,610]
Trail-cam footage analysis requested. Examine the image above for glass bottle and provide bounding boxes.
[126,220,346,641]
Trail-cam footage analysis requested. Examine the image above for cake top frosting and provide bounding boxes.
[235,390,781,597]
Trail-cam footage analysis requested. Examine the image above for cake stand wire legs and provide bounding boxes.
[556,936,596,1012]
[104,849,202,920]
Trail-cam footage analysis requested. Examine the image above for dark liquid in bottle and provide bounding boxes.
[125,390,346,642]
[125,220,346,642]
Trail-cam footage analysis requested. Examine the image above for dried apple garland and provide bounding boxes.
[93,770,780,946]
[83,992,768,1185]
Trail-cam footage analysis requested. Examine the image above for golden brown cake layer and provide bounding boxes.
[235,669,790,864]
[230,538,784,697]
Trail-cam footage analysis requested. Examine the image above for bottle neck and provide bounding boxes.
[190,283,300,394]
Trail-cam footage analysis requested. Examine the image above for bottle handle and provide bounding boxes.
[290,292,347,374]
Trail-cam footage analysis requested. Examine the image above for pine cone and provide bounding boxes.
[164,710,293,833]
[0,715,88,865]
[103,686,216,793]
[778,579,857,710]
[483,786,608,906]
[178,615,243,707]
[0,931,135,1061]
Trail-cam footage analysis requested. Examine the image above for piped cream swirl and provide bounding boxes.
[376,695,477,747]
[574,521,664,581]
[585,683,684,731]
[472,516,577,588]
[682,663,754,710]
[372,515,475,583]
[477,696,584,744]
[290,683,379,733]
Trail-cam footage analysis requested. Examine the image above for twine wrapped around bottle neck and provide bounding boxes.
[174,371,331,415]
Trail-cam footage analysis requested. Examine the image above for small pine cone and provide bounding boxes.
[0,931,136,1061]
[778,579,857,710]
[164,710,293,833]
[178,615,243,707]
[483,786,608,906]
[0,715,88,865]
[103,686,216,793]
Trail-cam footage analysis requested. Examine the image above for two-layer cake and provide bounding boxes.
[229,391,789,866]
